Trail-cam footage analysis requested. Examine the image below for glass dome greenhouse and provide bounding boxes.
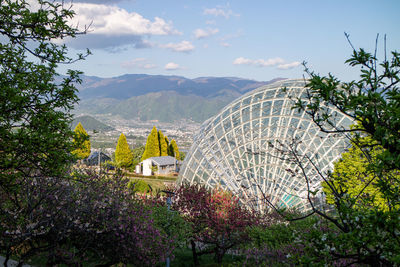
[178,79,352,212]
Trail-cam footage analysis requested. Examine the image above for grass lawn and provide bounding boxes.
[168,248,244,267]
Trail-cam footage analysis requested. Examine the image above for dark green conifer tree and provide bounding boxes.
[142,126,160,161]
[115,133,133,168]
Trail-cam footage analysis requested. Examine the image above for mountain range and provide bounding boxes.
[74,74,285,123]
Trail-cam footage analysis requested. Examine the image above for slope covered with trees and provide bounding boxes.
[71,115,114,132]
[75,78,285,123]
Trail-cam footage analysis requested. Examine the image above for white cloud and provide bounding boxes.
[220,30,243,41]
[165,62,180,70]
[72,0,123,3]
[57,2,181,49]
[121,58,157,69]
[277,62,301,69]
[233,57,285,67]
[233,57,301,70]
[70,3,180,36]
[203,5,240,19]
[220,42,231,48]
[194,28,219,39]
[160,40,195,53]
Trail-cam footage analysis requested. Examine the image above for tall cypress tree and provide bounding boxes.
[165,136,171,155]
[168,139,180,160]
[72,122,91,160]
[142,126,160,161]
[115,133,133,168]
[158,130,168,156]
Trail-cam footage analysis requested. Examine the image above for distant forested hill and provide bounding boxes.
[71,115,114,132]
[74,74,285,123]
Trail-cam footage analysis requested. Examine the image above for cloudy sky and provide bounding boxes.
[57,0,400,81]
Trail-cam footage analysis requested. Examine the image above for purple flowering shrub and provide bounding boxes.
[0,170,176,266]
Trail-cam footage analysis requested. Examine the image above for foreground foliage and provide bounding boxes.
[287,36,400,265]
[173,183,261,265]
[0,0,87,195]
[1,171,178,266]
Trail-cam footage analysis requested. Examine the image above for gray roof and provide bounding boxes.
[150,156,177,166]
[85,151,111,166]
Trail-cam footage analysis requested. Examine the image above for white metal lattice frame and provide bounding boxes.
[178,79,352,212]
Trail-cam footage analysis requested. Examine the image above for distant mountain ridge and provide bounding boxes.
[75,74,286,123]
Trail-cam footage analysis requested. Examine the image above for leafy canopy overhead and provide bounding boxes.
[0,0,89,188]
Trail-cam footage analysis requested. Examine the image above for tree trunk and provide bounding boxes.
[4,252,10,267]
[191,239,199,266]
[214,247,225,264]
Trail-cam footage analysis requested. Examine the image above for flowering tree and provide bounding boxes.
[0,170,177,266]
[173,183,260,264]
[255,36,400,265]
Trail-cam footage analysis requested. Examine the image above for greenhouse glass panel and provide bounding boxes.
[178,79,351,212]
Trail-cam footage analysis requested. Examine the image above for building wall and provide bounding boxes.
[135,164,141,174]
[142,159,153,176]
[157,164,176,175]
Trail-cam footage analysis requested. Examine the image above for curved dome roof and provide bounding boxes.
[178,79,351,212]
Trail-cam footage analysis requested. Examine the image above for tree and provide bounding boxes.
[0,0,89,264]
[268,35,400,265]
[0,0,89,191]
[115,133,133,168]
[158,130,168,156]
[168,139,180,159]
[173,184,259,265]
[142,126,160,161]
[72,122,91,160]
[322,133,398,211]
[132,144,145,166]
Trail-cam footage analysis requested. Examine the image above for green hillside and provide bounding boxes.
[71,115,114,132]
[76,91,233,123]
[73,74,284,123]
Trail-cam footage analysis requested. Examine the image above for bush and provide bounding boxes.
[0,171,176,266]
[128,179,151,194]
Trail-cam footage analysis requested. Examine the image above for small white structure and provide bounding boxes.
[136,156,179,176]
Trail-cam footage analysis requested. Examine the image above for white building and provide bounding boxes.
[136,156,179,176]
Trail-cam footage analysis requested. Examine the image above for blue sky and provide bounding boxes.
[59,0,400,82]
